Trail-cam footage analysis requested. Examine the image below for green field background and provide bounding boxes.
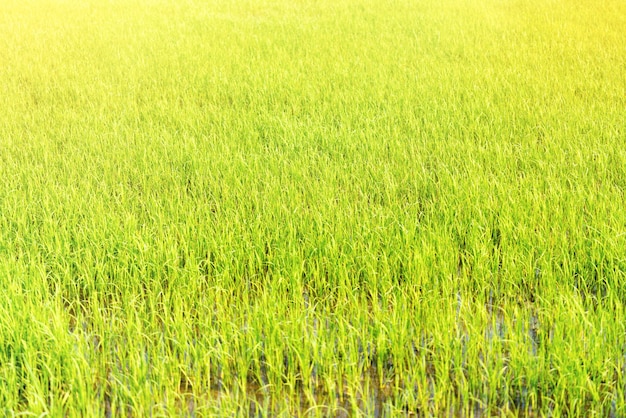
[1,0,625,415]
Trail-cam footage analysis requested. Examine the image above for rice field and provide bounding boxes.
[1,0,626,416]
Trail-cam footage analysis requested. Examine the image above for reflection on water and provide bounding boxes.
[166,307,551,416]
[194,363,541,417]
[250,369,393,417]
[205,367,396,417]
[111,305,551,417]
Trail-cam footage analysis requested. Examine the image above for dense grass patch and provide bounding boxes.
[1,0,625,415]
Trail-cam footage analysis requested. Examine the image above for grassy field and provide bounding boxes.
[1,0,626,416]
